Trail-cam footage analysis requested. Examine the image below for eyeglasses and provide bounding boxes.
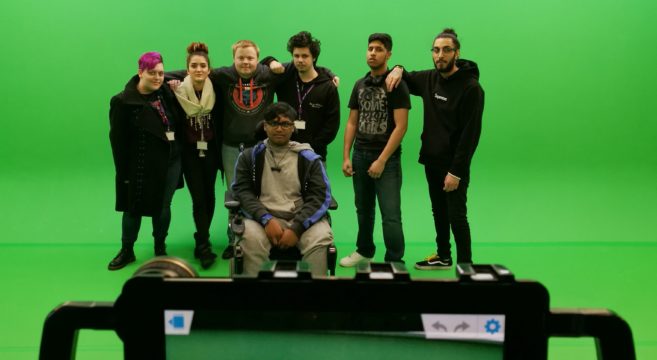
[266,120,295,129]
[431,47,456,55]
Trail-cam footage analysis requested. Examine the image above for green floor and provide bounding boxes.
[1,166,655,359]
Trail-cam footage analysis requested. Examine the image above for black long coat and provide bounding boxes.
[109,75,183,216]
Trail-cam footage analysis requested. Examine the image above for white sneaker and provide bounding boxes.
[339,251,372,267]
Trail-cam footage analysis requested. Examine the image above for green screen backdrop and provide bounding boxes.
[1,0,656,359]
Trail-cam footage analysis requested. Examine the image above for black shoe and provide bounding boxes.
[154,238,167,256]
[221,244,235,259]
[195,244,217,269]
[414,254,452,270]
[108,249,136,271]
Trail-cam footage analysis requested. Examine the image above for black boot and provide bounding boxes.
[108,247,136,271]
[221,244,235,259]
[154,238,167,256]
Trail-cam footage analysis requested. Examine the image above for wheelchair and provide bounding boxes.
[225,191,338,276]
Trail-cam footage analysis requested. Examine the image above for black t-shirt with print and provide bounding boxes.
[348,71,411,154]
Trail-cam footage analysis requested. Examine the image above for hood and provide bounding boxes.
[263,139,314,153]
[306,69,332,85]
[120,74,165,105]
[451,59,481,81]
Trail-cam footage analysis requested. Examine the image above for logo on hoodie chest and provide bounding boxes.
[434,93,448,102]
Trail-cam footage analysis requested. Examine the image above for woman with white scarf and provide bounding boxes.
[174,42,222,269]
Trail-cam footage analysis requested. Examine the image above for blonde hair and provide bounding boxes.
[232,40,260,57]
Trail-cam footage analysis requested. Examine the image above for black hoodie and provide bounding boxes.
[401,59,484,180]
[273,64,340,160]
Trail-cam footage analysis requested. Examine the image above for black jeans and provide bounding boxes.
[424,164,472,263]
[182,141,219,245]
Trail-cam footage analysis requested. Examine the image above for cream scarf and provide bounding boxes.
[174,75,216,116]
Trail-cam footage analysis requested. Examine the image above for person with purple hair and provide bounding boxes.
[108,51,184,270]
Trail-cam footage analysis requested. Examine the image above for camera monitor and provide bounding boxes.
[41,261,634,360]
[111,263,548,359]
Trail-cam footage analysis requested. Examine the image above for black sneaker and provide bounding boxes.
[415,254,452,270]
[108,248,136,271]
[221,244,235,259]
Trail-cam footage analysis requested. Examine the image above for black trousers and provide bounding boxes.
[182,141,219,246]
[424,164,472,263]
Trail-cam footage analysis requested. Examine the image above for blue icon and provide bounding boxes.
[484,319,501,334]
[169,315,185,329]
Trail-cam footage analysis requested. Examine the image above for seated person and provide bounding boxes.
[231,102,334,277]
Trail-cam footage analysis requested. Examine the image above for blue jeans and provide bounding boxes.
[221,143,241,188]
[352,149,404,262]
[121,156,181,246]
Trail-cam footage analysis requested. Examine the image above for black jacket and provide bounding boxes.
[231,142,332,238]
[274,65,340,160]
[402,59,484,180]
[109,75,183,216]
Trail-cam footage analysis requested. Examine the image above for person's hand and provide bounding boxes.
[269,60,285,74]
[443,173,460,192]
[342,159,354,177]
[385,67,403,92]
[332,76,340,87]
[367,159,386,179]
[265,218,284,246]
[277,229,299,249]
[168,79,181,91]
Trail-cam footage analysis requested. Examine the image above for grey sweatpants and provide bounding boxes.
[239,218,333,277]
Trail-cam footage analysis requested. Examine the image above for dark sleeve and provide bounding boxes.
[231,149,271,224]
[289,156,331,237]
[450,84,485,178]
[261,56,297,82]
[402,68,431,96]
[388,80,412,110]
[316,66,336,82]
[164,70,187,81]
[207,66,233,90]
[310,85,340,158]
[347,81,360,109]
[109,95,130,179]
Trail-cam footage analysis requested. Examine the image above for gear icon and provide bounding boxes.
[484,319,501,334]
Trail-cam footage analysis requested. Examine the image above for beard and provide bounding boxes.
[435,56,456,74]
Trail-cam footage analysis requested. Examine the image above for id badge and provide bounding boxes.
[165,131,175,141]
[197,141,208,150]
[294,120,306,130]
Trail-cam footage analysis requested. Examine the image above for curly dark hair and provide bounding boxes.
[287,31,321,64]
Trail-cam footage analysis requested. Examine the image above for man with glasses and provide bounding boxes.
[231,102,333,276]
[385,28,485,270]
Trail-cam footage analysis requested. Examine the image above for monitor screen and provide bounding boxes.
[164,309,506,359]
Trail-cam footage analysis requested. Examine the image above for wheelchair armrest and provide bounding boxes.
[224,191,240,210]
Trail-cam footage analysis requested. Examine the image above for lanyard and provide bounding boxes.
[296,81,315,119]
[238,78,255,109]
